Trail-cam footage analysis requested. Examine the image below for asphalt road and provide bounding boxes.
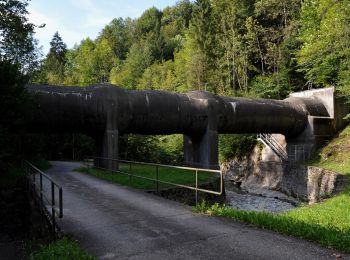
[47,161,346,260]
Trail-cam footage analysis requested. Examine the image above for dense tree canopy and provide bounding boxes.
[0,0,40,71]
[0,0,40,168]
[3,0,348,162]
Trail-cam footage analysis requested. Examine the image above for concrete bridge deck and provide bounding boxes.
[47,161,344,259]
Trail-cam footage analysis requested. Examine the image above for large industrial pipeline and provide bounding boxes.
[27,84,330,168]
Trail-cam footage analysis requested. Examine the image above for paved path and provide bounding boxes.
[47,161,346,260]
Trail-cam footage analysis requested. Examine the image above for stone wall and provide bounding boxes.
[222,147,348,203]
[281,165,347,203]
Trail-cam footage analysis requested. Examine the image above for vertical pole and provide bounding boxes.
[59,188,63,218]
[195,170,198,206]
[40,174,43,204]
[156,165,159,193]
[51,182,56,240]
[111,164,114,181]
[51,182,55,207]
[129,162,132,185]
[52,207,56,240]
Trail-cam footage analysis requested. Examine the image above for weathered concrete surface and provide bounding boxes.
[27,84,332,169]
[286,87,350,162]
[282,165,348,203]
[47,161,347,259]
[28,84,318,136]
[223,147,348,203]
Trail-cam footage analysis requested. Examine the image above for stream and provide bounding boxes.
[225,182,298,213]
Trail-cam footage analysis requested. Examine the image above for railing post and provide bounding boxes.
[59,187,63,218]
[156,165,159,193]
[52,206,56,240]
[195,170,198,206]
[129,162,132,185]
[40,173,43,204]
[51,182,55,207]
[32,168,35,184]
[51,182,56,239]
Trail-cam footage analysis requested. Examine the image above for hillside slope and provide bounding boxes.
[309,125,350,175]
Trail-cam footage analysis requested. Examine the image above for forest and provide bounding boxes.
[1,0,350,167]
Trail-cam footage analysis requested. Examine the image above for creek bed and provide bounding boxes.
[225,182,298,213]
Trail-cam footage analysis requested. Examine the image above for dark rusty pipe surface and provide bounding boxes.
[27,84,330,137]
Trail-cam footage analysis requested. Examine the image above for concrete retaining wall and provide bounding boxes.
[222,149,348,203]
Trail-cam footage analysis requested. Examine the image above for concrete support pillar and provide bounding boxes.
[94,104,119,171]
[94,129,119,171]
[104,129,119,171]
[183,98,219,169]
[184,130,218,169]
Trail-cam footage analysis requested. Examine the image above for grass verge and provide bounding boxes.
[77,162,213,190]
[29,237,95,260]
[195,125,350,253]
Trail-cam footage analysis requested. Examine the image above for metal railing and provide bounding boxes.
[84,156,223,205]
[257,133,289,161]
[24,161,63,239]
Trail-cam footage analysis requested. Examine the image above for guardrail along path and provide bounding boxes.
[47,161,343,260]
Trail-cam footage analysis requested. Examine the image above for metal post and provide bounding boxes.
[59,187,63,218]
[195,170,198,206]
[52,206,56,240]
[51,182,55,207]
[129,162,132,185]
[40,173,43,204]
[156,165,159,193]
[51,182,56,240]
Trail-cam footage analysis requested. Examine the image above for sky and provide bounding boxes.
[28,0,180,55]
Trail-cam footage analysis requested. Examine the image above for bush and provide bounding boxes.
[219,134,257,162]
[119,134,183,164]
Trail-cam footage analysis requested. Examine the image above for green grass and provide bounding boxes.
[77,162,214,190]
[194,201,350,252]
[308,125,350,174]
[195,125,350,253]
[29,237,95,260]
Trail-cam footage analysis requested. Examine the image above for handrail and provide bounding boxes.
[84,156,223,205]
[25,161,61,188]
[91,157,221,173]
[264,136,286,156]
[263,137,287,159]
[257,133,288,161]
[24,160,63,239]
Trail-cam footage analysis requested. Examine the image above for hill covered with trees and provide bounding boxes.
[2,0,350,164]
[36,0,350,102]
[32,0,350,163]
